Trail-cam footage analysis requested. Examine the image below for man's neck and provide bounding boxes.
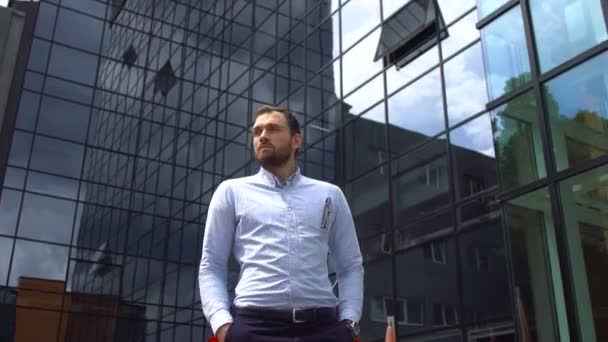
[264,160,297,181]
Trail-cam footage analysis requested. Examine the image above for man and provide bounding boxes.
[199,105,363,342]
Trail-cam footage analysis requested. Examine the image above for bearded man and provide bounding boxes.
[199,105,363,341]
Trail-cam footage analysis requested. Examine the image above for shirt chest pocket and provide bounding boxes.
[298,200,334,240]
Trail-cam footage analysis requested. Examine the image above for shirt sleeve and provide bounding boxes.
[198,181,236,335]
[328,186,364,322]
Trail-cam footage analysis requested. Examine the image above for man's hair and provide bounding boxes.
[255,105,301,136]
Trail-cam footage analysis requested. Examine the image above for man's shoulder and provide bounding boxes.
[300,175,342,193]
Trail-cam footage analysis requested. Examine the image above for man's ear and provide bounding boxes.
[293,133,303,150]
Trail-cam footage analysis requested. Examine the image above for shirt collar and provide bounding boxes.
[258,166,301,188]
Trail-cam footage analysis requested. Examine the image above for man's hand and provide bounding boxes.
[216,323,232,342]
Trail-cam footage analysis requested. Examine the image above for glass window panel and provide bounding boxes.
[8,131,32,168]
[341,0,381,53]
[48,44,98,86]
[0,189,22,236]
[395,209,454,250]
[392,137,450,226]
[26,171,80,200]
[9,239,69,286]
[481,5,531,101]
[342,27,382,96]
[343,73,384,117]
[491,91,546,191]
[15,91,40,131]
[441,9,479,59]
[459,222,512,325]
[45,76,94,106]
[345,167,390,241]
[342,101,386,180]
[23,71,44,92]
[531,0,607,72]
[30,136,84,178]
[60,0,107,19]
[396,239,460,335]
[0,238,12,285]
[38,96,90,143]
[559,165,608,341]
[451,114,497,199]
[445,42,488,127]
[505,188,570,341]
[360,257,393,342]
[388,68,444,155]
[386,46,439,96]
[34,2,57,40]
[544,51,608,172]
[477,0,509,19]
[54,8,103,53]
[438,0,476,25]
[27,38,51,73]
[18,193,76,244]
[3,167,26,189]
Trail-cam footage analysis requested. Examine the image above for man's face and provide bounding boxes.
[253,112,301,168]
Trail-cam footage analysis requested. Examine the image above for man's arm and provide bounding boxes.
[199,181,236,335]
[328,187,364,322]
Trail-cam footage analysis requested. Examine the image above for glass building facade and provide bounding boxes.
[0,0,606,341]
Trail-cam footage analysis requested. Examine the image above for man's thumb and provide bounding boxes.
[385,316,396,342]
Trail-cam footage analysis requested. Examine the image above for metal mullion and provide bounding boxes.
[520,0,581,339]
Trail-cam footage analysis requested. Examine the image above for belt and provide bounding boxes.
[233,306,338,323]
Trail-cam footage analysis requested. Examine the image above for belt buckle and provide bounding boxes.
[292,309,306,323]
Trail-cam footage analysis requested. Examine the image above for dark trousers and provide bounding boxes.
[226,313,353,342]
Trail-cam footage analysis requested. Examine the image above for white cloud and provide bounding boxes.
[0,0,8,8]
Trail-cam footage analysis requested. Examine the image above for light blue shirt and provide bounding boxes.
[199,167,364,334]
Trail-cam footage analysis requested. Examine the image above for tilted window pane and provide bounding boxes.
[505,188,570,341]
[544,51,608,172]
[560,165,608,341]
[531,0,608,72]
[480,6,531,101]
[491,91,546,191]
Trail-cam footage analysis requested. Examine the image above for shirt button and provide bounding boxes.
[287,207,292,212]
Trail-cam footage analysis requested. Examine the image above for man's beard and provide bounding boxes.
[256,143,292,168]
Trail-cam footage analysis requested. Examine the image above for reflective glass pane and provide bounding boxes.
[345,168,390,247]
[8,131,32,168]
[38,96,90,143]
[9,239,69,286]
[3,167,26,189]
[359,257,393,341]
[54,8,103,53]
[341,0,381,53]
[30,136,84,178]
[451,114,497,199]
[531,0,607,72]
[34,2,57,40]
[26,171,80,200]
[342,27,382,96]
[395,239,460,335]
[386,46,438,96]
[477,0,509,18]
[388,68,445,155]
[481,6,531,101]
[48,44,98,86]
[441,10,479,59]
[491,91,546,191]
[505,188,570,341]
[0,189,22,236]
[544,51,608,172]
[392,137,450,226]
[27,39,51,73]
[560,165,608,341]
[445,42,488,127]
[18,193,76,244]
[15,91,40,131]
[459,222,512,325]
[438,0,476,25]
[342,101,386,180]
[0,237,11,285]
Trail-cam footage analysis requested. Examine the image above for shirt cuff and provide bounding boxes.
[339,308,360,322]
[209,309,233,336]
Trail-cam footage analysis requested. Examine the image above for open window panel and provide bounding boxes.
[374,0,448,70]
